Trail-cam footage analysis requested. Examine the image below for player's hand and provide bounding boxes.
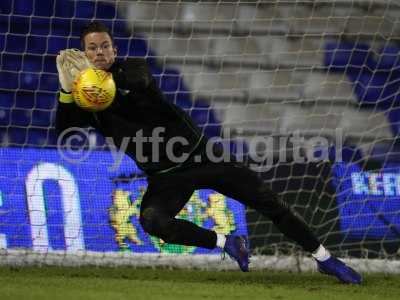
[56,49,93,93]
[63,48,92,72]
[56,51,73,92]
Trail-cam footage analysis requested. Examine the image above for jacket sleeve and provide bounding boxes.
[55,95,96,136]
[112,58,153,91]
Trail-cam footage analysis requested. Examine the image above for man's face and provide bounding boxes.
[84,32,117,70]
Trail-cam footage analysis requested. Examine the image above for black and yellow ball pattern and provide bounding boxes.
[72,68,116,111]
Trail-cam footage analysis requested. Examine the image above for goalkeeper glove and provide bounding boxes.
[56,48,93,97]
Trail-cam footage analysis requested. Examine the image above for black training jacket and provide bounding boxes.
[56,58,205,175]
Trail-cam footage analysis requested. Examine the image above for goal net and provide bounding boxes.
[0,0,400,273]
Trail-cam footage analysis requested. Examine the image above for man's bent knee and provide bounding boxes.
[252,184,291,219]
[139,207,173,239]
[140,207,159,235]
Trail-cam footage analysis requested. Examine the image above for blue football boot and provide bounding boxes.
[223,235,249,272]
[316,256,362,284]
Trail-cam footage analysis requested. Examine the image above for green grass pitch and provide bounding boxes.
[0,266,399,300]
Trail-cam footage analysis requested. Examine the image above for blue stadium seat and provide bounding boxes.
[27,36,46,54]
[0,34,5,51]
[376,44,400,71]
[0,71,18,89]
[12,0,33,16]
[173,94,195,110]
[30,17,51,36]
[19,73,39,90]
[329,145,363,163]
[151,62,222,137]
[325,41,400,112]
[386,106,400,137]
[0,109,10,126]
[0,129,8,147]
[159,70,185,92]
[67,37,80,49]
[352,70,400,109]
[191,108,209,126]
[43,55,57,73]
[11,109,31,127]
[54,0,74,18]
[75,1,95,19]
[10,16,30,34]
[31,109,51,127]
[0,0,12,14]
[1,54,23,71]
[191,100,221,137]
[36,92,56,110]
[114,39,129,57]
[0,91,15,108]
[51,19,71,37]
[150,66,194,109]
[27,128,49,146]
[8,127,27,145]
[47,36,68,54]
[1,0,223,145]
[152,70,184,104]
[22,55,43,72]
[112,21,130,38]
[324,41,373,72]
[34,0,53,17]
[96,2,117,19]
[15,91,34,109]
[164,90,193,108]
[128,37,152,58]
[72,19,89,36]
[47,128,58,146]
[39,74,59,91]
[0,17,8,34]
[98,19,114,29]
[6,35,27,53]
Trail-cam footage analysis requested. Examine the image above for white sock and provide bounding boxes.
[312,245,331,262]
[216,233,226,249]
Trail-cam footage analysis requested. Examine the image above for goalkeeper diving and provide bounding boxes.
[56,21,362,284]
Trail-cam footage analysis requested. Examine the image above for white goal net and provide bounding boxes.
[0,0,400,273]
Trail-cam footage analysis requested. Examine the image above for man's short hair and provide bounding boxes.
[80,21,114,49]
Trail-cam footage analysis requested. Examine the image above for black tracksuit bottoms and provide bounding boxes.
[139,149,321,253]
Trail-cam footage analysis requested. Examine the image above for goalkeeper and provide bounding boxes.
[56,21,361,284]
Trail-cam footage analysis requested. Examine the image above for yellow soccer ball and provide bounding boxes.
[72,68,116,111]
